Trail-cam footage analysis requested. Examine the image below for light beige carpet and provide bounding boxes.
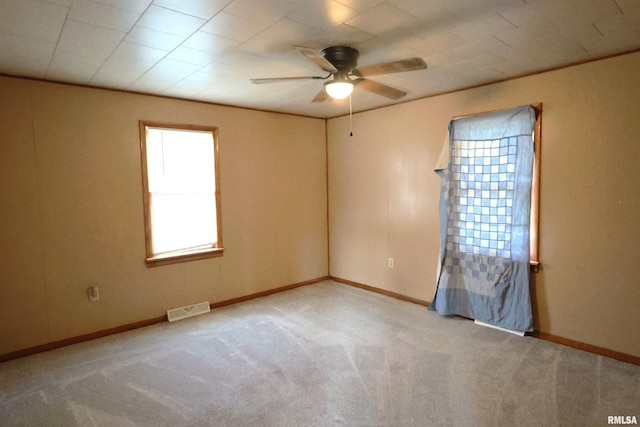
[1,280,639,426]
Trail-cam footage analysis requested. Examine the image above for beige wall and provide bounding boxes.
[328,51,640,358]
[0,78,328,355]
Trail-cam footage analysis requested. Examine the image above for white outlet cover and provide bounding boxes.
[88,286,99,301]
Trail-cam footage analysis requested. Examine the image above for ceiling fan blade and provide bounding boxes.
[295,46,338,73]
[250,76,325,84]
[311,88,329,103]
[355,78,406,100]
[353,57,427,77]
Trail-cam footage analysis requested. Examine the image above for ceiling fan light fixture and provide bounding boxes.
[324,80,353,99]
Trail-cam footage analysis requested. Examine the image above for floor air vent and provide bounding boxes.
[167,301,210,322]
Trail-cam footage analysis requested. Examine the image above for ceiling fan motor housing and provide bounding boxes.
[321,46,359,73]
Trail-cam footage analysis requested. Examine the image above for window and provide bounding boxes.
[430,104,541,332]
[139,121,223,267]
[449,104,542,271]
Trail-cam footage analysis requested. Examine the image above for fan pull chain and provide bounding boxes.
[349,93,353,137]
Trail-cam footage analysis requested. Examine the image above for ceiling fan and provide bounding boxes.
[250,46,427,102]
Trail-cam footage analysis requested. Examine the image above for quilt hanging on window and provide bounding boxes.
[430,105,535,332]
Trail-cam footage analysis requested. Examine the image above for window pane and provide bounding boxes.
[151,193,217,254]
[146,128,215,194]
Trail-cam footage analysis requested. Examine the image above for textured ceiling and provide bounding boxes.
[1,0,639,118]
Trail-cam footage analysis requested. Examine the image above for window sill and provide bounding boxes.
[146,247,224,267]
[530,260,540,273]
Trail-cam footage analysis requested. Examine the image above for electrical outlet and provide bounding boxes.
[87,286,99,302]
[388,258,394,268]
